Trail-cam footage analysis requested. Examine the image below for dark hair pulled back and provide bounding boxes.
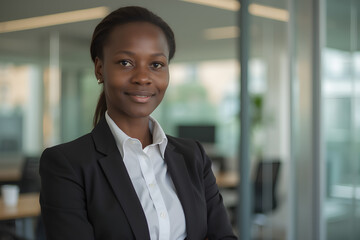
[91,6,176,127]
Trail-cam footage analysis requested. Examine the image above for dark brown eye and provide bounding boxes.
[151,62,163,69]
[118,60,132,67]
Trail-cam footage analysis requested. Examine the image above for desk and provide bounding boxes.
[0,156,23,182]
[0,166,21,182]
[0,193,40,220]
[216,172,239,189]
[0,193,40,239]
[0,168,21,182]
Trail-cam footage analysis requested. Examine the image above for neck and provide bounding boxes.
[108,112,152,148]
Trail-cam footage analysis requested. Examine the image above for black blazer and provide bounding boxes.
[39,118,237,240]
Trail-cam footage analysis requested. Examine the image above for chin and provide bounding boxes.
[128,110,154,119]
[128,105,158,118]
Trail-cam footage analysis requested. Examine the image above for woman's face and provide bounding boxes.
[95,22,170,121]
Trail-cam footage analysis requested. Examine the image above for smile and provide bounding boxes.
[126,92,153,103]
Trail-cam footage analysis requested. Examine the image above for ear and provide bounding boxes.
[94,57,104,81]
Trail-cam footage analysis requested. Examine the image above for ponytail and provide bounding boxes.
[93,89,107,127]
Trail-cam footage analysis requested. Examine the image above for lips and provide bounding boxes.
[125,90,155,103]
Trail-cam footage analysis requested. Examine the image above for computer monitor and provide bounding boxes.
[177,125,216,144]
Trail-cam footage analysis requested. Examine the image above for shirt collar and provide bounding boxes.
[149,116,168,157]
[105,112,168,158]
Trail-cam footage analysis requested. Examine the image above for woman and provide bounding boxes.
[40,6,237,240]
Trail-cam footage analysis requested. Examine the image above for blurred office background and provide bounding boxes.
[0,0,359,239]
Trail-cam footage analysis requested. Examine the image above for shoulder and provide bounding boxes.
[167,135,201,150]
[45,133,93,154]
[40,133,95,167]
[166,135,207,161]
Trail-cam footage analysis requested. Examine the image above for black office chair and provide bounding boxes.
[18,156,46,240]
[253,160,281,214]
[19,156,41,194]
[251,160,281,239]
[35,216,46,240]
[0,226,26,240]
[226,160,281,228]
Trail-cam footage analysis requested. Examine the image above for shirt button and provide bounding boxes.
[149,183,155,188]
[160,212,166,218]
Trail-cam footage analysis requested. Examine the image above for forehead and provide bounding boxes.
[104,22,169,53]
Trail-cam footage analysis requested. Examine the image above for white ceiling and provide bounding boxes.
[0,0,355,66]
[0,0,240,64]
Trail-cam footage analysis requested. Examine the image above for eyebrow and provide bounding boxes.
[114,50,167,58]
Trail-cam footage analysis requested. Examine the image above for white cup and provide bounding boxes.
[1,185,20,207]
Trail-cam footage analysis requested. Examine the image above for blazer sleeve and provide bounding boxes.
[196,142,238,240]
[39,147,95,240]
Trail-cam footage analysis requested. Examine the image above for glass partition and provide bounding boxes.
[0,64,42,155]
[245,1,290,239]
[154,60,239,164]
[323,0,360,239]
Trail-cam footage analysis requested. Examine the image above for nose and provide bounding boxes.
[131,66,151,85]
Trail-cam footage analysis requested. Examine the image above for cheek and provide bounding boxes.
[163,78,169,89]
[160,73,169,92]
[159,80,169,95]
[103,73,125,89]
[103,64,123,83]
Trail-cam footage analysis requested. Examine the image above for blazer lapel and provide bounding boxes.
[92,118,150,240]
[164,142,198,239]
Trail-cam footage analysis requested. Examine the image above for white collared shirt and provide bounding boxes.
[105,112,186,240]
